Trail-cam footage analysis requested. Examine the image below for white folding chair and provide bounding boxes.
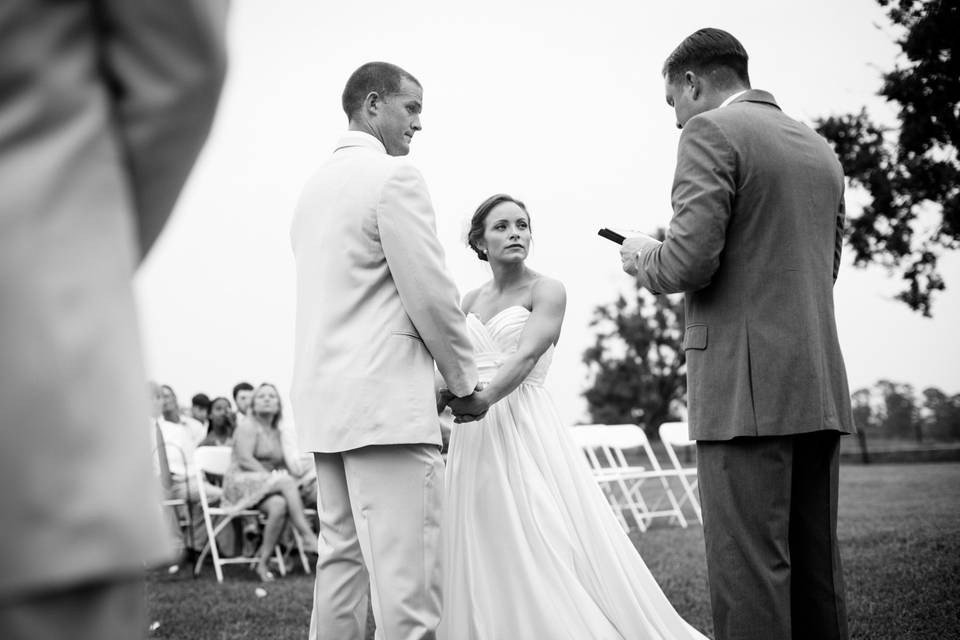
[659,421,702,524]
[153,441,195,551]
[570,426,635,532]
[192,446,287,583]
[571,424,687,532]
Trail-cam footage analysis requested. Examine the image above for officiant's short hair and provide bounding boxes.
[342,62,421,120]
[662,28,750,87]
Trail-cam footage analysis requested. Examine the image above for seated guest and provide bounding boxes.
[232,381,254,423]
[191,392,212,429]
[151,383,224,555]
[200,396,236,447]
[161,384,206,442]
[223,382,318,581]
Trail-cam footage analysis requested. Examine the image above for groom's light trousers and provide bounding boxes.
[309,444,444,640]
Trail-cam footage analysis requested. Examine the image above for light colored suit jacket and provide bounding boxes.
[0,0,227,597]
[291,132,477,453]
[635,91,855,440]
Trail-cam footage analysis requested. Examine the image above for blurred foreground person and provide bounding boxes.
[0,2,227,639]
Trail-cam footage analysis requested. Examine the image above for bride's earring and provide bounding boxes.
[482,248,488,255]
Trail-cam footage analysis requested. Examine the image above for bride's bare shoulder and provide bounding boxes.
[461,282,492,314]
[530,273,565,296]
[529,274,566,308]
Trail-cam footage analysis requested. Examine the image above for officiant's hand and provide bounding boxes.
[448,386,490,424]
[620,234,661,275]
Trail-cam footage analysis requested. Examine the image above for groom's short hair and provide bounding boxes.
[662,28,750,88]
[342,62,421,120]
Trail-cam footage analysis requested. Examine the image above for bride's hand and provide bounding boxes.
[449,386,491,424]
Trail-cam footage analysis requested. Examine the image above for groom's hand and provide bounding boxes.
[436,388,456,414]
[620,234,661,275]
[448,387,490,424]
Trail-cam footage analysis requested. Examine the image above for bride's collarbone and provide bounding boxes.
[469,281,539,322]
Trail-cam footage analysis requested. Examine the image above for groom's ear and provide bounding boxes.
[362,91,381,116]
[683,71,702,100]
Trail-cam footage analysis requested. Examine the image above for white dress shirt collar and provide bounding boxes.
[720,89,750,108]
[335,130,387,154]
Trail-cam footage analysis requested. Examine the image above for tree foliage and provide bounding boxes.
[851,379,960,441]
[920,386,960,439]
[581,287,685,437]
[814,0,959,316]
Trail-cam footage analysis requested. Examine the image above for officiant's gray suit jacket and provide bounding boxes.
[634,91,855,440]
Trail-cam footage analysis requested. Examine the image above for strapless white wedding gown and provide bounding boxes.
[439,306,708,640]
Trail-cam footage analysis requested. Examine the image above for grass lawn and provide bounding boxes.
[146,462,960,639]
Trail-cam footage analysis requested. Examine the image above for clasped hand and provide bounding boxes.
[438,384,490,424]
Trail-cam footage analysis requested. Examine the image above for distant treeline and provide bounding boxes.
[852,381,960,442]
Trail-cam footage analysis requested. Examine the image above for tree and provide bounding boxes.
[875,379,920,440]
[814,0,959,316]
[921,386,960,440]
[850,388,877,462]
[581,287,685,438]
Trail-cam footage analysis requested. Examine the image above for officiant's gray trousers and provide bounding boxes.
[697,430,849,640]
[309,444,443,640]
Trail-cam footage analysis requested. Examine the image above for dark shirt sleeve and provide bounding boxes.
[636,115,736,294]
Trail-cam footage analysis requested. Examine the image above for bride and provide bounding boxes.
[438,194,708,639]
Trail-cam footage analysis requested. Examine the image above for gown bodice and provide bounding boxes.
[466,305,553,387]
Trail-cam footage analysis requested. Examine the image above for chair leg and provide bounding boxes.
[290,529,312,574]
[615,478,648,532]
[659,475,688,528]
[273,545,286,577]
[196,514,235,583]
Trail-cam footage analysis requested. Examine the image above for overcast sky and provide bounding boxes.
[134,0,960,426]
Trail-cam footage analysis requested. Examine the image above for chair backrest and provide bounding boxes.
[659,422,694,448]
[571,424,658,471]
[658,421,694,471]
[193,445,233,477]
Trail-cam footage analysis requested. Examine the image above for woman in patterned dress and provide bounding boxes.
[222,383,318,581]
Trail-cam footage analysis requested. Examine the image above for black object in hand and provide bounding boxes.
[598,228,625,245]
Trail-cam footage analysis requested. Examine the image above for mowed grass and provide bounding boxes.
[146,462,960,639]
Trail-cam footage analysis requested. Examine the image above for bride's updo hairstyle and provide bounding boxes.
[467,194,531,262]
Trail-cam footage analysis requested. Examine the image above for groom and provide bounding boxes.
[620,29,854,640]
[290,62,484,640]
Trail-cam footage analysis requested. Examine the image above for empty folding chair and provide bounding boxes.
[153,431,194,551]
[571,424,687,532]
[658,421,702,524]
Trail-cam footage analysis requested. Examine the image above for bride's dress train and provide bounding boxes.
[440,306,707,640]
